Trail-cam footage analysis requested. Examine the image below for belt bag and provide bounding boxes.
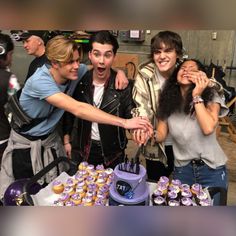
[5,89,47,132]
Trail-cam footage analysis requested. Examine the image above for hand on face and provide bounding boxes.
[187,70,210,97]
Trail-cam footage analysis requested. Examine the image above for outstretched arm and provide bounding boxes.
[46,92,153,132]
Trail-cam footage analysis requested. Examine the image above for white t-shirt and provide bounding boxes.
[91,82,105,140]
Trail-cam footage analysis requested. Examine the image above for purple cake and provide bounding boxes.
[109,163,149,205]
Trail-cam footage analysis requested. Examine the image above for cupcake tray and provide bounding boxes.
[22,157,78,206]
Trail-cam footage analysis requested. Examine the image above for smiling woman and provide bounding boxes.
[153,59,229,205]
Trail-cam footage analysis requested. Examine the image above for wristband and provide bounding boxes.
[192,95,204,104]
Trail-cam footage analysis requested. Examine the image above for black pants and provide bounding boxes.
[146,145,174,181]
[12,147,58,180]
[87,140,124,169]
[0,141,8,170]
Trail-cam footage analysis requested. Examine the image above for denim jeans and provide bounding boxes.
[173,161,228,205]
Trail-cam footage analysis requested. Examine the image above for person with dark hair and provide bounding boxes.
[63,30,135,169]
[132,31,183,181]
[0,35,152,197]
[153,59,228,205]
[0,33,20,168]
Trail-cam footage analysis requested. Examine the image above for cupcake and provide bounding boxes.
[181,197,192,206]
[191,183,202,195]
[74,173,85,182]
[65,200,76,207]
[86,176,96,185]
[167,191,178,201]
[86,190,97,201]
[65,178,77,188]
[180,184,191,191]
[52,180,64,194]
[94,198,106,206]
[96,178,106,188]
[86,164,95,172]
[71,193,82,205]
[168,199,180,206]
[58,192,70,203]
[76,186,86,198]
[87,183,98,192]
[82,196,93,206]
[96,164,105,174]
[181,189,192,198]
[196,190,208,201]
[153,196,166,206]
[76,181,87,191]
[158,176,169,186]
[152,189,162,200]
[78,161,88,170]
[156,183,168,196]
[105,168,113,175]
[63,186,75,196]
[170,179,181,187]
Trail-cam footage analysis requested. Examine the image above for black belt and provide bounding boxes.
[14,129,51,141]
[191,159,205,166]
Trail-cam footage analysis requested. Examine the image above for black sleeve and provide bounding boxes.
[62,111,75,136]
[121,80,136,119]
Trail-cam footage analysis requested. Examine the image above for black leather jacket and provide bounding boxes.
[63,69,135,161]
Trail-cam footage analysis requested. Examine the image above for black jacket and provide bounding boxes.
[63,69,135,161]
[0,69,11,140]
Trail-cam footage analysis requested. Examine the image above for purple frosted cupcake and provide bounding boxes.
[196,190,208,201]
[158,176,169,186]
[181,197,192,206]
[191,183,202,195]
[65,200,76,207]
[171,179,181,187]
[181,189,192,198]
[181,184,190,191]
[59,192,70,202]
[167,191,178,200]
[168,199,180,206]
[156,183,168,196]
[153,196,166,206]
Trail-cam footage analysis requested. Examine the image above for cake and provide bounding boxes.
[109,162,149,206]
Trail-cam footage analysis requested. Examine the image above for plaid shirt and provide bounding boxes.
[132,60,167,161]
[132,60,161,126]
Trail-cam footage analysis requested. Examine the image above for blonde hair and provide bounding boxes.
[45,35,78,64]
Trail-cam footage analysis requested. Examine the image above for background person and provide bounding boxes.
[0,33,20,169]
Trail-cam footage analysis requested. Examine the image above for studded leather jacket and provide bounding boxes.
[63,69,134,161]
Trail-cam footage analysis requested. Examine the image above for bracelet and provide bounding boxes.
[192,95,204,104]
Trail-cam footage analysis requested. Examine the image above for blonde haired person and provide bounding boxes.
[0,35,152,198]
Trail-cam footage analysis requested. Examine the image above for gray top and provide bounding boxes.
[167,93,229,169]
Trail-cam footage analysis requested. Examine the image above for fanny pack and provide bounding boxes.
[5,89,50,132]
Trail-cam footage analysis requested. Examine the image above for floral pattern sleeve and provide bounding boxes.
[7,74,21,96]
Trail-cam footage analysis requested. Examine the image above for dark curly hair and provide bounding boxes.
[157,59,215,120]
